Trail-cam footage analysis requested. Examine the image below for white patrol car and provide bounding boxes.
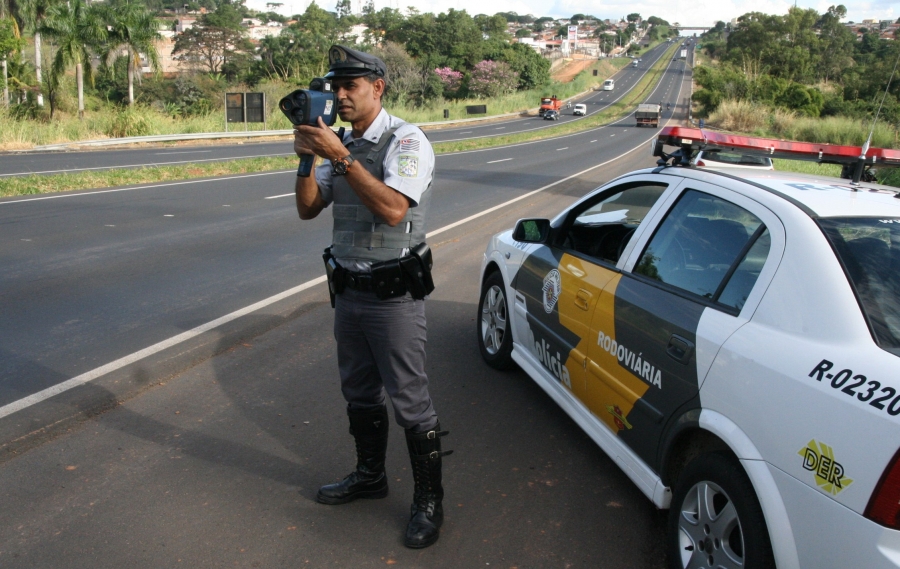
[477,126,900,569]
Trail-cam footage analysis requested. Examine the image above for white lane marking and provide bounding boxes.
[155,150,213,155]
[0,170,291,205]
[265,193,294,199]
[495,127,506,130]
[557,147,569,151]
[460,131,471,134]
[222,205,230,207]
[105,224,115,227]
[0,153,295,178]
[21,239,31,241]
[590,140,598,143]
[487,158,513,164]
[0,275,327,420]
[0,139,651,420]
[163,214,174,217]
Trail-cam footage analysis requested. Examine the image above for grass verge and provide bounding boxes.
[0,44,679,198]
[0,156,298,198]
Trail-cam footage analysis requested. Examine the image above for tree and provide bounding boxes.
[18,0,58,107]
[0,15,22,107]
[39,0,104,118]
[466,59,517,98]
[97,0,161,106]
[626,13,640,22]
[173,21,245,75]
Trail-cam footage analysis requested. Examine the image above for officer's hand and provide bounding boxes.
[293,126,314,158]
[294,118,345,161]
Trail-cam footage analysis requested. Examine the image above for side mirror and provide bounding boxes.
[512,218,551,243]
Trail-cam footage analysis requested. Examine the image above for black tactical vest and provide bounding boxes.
[331,118,431,263]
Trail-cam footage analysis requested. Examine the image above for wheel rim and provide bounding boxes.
[480,284,508,356]
[676,480,745,569]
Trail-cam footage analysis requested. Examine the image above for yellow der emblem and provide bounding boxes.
[798,439,853,495]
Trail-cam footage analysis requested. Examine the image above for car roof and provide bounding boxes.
[645,167,900,219]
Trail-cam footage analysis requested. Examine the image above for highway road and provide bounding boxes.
[0,46,692,568]
[0,42,676,177]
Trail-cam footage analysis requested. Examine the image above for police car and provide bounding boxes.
[477,126,900,569]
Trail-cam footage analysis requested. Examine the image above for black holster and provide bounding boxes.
[323,247,345,308]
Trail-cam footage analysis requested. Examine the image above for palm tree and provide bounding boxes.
[18,0,58,107]
[97,0,160,106]
[39,0,103,118]
[0,14,22,106]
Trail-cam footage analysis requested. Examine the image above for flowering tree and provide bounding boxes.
[466,60,519,99]
[434,66,463,96]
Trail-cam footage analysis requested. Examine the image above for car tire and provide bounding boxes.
[477,271,515,370]
[667,452,775,569]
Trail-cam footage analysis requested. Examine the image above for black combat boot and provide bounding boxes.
[316,405,390,505]
[404,423,452,549]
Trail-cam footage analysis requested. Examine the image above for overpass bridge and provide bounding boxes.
[672,26,711,32]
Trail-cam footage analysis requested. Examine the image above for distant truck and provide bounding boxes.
[680,49,687,59]
[635,104,661,128]
[539,96,562,117]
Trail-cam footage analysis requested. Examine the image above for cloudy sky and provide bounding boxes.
[250,0,898,28]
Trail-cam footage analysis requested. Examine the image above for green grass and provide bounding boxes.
[0,156,298,197]
[773,159,842,177]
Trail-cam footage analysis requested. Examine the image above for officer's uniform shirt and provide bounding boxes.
[314,108,435,272]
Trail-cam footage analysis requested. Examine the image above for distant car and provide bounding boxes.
[543,110,559,121]
[693,150,774,170]
[573,104,587,116]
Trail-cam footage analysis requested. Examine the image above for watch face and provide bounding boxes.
[333,159,348,175]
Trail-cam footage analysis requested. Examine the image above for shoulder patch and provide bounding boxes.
[399,138,420,153]
[398,155,419,178]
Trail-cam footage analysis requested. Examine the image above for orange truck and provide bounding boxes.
[539,96,562,117]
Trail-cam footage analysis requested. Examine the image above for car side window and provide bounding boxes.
[559,183,667,265]
[633,189,771,310]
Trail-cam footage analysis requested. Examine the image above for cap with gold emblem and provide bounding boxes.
[325,45,387,79]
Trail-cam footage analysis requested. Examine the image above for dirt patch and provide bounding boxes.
[552,58,598,83]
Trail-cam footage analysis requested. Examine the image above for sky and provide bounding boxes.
[248,0,899,28]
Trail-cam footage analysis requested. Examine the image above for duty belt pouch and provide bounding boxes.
[400,242,435,300]
[370,259,407,300]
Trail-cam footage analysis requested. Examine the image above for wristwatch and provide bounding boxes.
[332,154,355,176]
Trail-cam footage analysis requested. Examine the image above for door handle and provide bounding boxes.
[574,289,592,311]
[666,334,694,365]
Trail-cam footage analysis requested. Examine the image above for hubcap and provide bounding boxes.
[676,480,744,569]
[480,285,507,355]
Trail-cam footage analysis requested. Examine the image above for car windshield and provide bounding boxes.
[699,152,772,167]
[819,217,900,353]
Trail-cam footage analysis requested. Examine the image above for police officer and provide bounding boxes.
[292,45,450,549]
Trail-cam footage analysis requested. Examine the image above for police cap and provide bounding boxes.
[325,45,387,80]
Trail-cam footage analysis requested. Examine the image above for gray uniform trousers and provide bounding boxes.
[334,287,438,432]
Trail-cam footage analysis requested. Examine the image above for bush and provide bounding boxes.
[106,107,154,138]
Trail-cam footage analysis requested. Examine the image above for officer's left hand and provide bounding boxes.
[293,117,345,161]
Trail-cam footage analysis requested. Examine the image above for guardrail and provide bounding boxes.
[28,110,534,152]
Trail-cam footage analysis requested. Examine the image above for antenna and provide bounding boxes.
[853,44,900,185]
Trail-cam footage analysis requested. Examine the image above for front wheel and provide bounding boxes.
[477,271,515,370]
[668,452,775,569]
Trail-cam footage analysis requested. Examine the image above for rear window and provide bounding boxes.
[819,218,900,353]
[699,152,772,167]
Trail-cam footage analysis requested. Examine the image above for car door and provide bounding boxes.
[512,178,672,404]
[586,181,779,471]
